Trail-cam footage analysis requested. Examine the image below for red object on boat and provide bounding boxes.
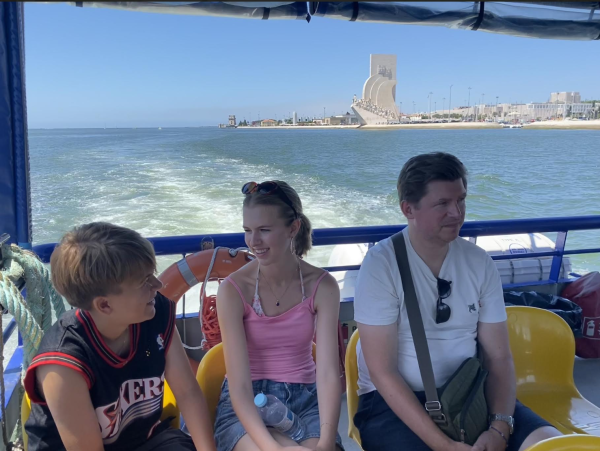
[562,271,600,358]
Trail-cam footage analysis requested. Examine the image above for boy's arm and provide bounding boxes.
[37,364,104,451]
[165,329,217,451]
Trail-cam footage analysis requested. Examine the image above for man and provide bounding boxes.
[353,153,560,451]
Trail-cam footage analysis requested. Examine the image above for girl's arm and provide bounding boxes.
[313,274,342,451]
[217,280,282,451]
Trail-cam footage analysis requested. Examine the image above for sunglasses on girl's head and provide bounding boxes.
[241,181,298,219]
[436,278,452,324]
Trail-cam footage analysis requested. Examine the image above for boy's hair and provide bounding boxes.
[397,152,468,205]
[50,222,156,310]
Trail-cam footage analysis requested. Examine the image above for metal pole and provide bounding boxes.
[429,92,433,119]
[482,94,485,121]
[496,96,499,122]
[468,87,471,120]
[449,84,453,122]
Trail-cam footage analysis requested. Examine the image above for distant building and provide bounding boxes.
[218,114,238,128]
[351,54,400,125]
[292,111,298,125]
[550,92,581,104]
[260,119,277,127]
[324,112,359,125]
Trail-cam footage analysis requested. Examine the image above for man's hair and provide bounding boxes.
[50,222,156,310]
[397,152,468,205]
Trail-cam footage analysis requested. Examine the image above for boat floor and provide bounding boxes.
[337,358,600,451]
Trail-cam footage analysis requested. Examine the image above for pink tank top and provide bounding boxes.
[224,269,328,384]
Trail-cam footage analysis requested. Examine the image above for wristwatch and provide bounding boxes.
[489,414,514,434]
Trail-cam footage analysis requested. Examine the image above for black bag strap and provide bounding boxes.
[391,232,447,424]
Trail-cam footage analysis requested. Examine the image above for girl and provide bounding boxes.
[215,181,344,451]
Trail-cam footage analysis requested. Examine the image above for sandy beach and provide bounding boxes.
[235,120,600,131]
[523,119,600,130]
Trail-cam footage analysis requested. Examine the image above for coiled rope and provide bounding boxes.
[0,243,66,449]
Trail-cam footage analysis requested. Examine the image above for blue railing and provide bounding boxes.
[2,215,600,422]
[30,214,600,283]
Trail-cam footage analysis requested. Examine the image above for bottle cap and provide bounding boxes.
[254,393,267,408]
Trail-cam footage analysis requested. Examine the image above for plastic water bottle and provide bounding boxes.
[254,393,305,441]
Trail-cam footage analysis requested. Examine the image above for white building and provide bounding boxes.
[351,54,400,125]
[550,92,581,104]
[292,111,297,125]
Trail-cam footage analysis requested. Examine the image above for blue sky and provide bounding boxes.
[25,2,600,128]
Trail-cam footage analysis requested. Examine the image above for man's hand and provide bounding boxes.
[472,430,507,451]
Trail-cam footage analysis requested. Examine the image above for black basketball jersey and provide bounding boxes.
[24,293,177,451]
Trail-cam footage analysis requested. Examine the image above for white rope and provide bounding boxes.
[181,247,251,351]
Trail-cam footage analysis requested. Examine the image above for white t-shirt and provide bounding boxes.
[354,227,507,394]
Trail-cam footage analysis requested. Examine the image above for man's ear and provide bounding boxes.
[400,200,417,219]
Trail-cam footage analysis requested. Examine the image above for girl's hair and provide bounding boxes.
[243,181,312,257]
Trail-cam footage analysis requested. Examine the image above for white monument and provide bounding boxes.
[351,54,399,125]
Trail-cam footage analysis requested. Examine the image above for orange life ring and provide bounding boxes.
[158,247,254,373]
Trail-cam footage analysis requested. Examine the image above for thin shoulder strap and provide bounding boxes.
[225,277,250,305]
[391,232,446,425]
[310,271,328,300]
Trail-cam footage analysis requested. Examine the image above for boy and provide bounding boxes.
[24,222,217,451]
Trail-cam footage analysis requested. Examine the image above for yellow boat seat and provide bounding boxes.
[345,329,362,447]
[196,341,317,426]
[507,306,600,436]
[21,379,180,451]
[523,434,600,450]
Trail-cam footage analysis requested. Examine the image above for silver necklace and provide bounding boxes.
[260,264,299,307]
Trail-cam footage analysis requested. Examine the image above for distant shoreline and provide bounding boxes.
[236,120,600,130]
[29,120,600,131]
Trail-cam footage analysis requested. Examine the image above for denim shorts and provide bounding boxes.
[214,379,344,451]
[355,390,553,451]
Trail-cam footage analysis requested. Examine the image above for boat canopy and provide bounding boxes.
[1,1,599,247]
[57,2,600,40]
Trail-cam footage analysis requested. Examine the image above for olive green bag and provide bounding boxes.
[392,232,489,445]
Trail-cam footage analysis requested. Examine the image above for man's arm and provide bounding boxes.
[358,322,471,451]
[472,254,515,451]
[474,321,516,450]
[165,329,217,451]
[37,365,104,451]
